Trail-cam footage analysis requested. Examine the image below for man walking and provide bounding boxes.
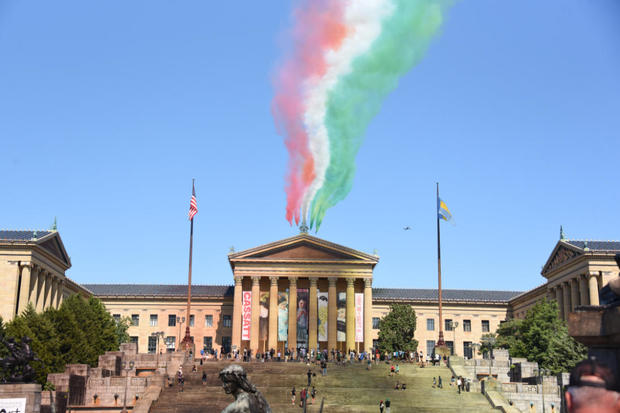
[307,369,313,386]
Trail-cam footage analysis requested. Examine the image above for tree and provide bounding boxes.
[1,296,126,385]
[377,304,418,353]
[495,299,586,374]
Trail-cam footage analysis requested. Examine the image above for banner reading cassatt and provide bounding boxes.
[355,293,364,342]
[278,291,288,342]
[242,291,252,341]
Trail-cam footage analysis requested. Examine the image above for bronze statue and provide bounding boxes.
[219,364,271,413]
[0,336,39,383]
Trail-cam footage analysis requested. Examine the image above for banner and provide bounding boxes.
[259,292,269,341]
[318,292,328,342]
[278,291,288,342]
[241,290,252,341]
[337,292,346,342]
[297,289,309,346]
[355,293,364,342]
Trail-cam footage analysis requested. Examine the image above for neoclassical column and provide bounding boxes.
[327,278,338,353]
[49,277,58,309]
[35,268,46,312]
[308,277,318,351]
[56,280,65,307]
[562,281,571,320]
[17,263,32,315]
[29,264,39,306]
[268,277,279,351]
[363,278,373,353]
[578,275,589,306]
[287,277,298,350]
[555,286,564,319]
[588,273,600,306]
[44,272,53,309]
[250,276,260,351]
[345,278,355,352]
[570,278,579,312]
[231,276,243,351]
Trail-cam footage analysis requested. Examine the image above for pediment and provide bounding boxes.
[229,234,378,264]
[37,232,71,268]
[541,241,582,277]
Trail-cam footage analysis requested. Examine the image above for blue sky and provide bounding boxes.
[1,0,618,292]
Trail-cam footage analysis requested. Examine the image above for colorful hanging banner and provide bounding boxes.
[318,292,328,342]
[241,291,252,341]
[278,291,288,342]
[259,292,269,341]
[355,293,364,342]
[297,289,309,346]
[337,291,346,342]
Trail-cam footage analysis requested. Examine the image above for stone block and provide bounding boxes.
[0,382,42,413]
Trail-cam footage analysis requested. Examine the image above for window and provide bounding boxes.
[482,320,490,332]
[222,336,231,354]
[148,336,157,354]
[372,317,380,329]
[165,336,176,352]
[463,342,473,359]
[204,336,213,350]
[168,315,176,327]
[150,314,158,327]
[446,341,454,355]
[189,315,195,327]
[223,315,232,328]
[113,314,121,323]
[426,318,435,331]
[205,315,213,327]
[426,340,435,358]
[131,314,139,326]
[445,319,453,331]
[463,320,471,332]
[130,336,138,345]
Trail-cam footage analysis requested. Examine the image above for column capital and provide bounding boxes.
[251,276,261,285]
[19,262,33,270]
[587,272,599,279]
[364,278,372,288]
[234,276,243,285]
[309,277,318,286]
[328,277,337,287]
[269,276,279,285]
[346,278,355,287]
[289,277,297,287]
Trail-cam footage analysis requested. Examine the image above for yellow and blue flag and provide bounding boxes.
[437,198,452,222]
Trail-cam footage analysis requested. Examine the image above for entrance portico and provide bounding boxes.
[228,233,378,354]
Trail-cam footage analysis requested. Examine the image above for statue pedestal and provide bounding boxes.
[0,383,42,413]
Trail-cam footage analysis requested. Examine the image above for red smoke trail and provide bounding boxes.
[272,0,348,225]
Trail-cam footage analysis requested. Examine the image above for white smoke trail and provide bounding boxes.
[301,0,395,223]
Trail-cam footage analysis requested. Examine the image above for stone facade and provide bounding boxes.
[0,230,90,322]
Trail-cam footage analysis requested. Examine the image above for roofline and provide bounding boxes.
[228,233,379,270]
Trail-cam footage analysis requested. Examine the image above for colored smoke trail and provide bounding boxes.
[272,0,348,225]
[274,0,453,230]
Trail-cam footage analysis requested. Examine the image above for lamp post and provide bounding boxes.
[471,343,481,380]
[450,321,459,356]
[538,367,550,413]
[121,360,135,413]
[151,331,165,370]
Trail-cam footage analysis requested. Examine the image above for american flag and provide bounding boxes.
[188,182,197,221]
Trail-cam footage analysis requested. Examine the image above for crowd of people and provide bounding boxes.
[187,345,620,412]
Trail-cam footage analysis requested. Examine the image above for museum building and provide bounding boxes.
[1,229,618,359]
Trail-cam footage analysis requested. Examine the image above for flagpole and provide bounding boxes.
[182,179,195,352]
[436,182,445,347]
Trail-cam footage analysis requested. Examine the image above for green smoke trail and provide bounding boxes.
[310,0,452,230]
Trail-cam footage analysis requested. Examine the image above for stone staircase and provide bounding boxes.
[150,360,498,412]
